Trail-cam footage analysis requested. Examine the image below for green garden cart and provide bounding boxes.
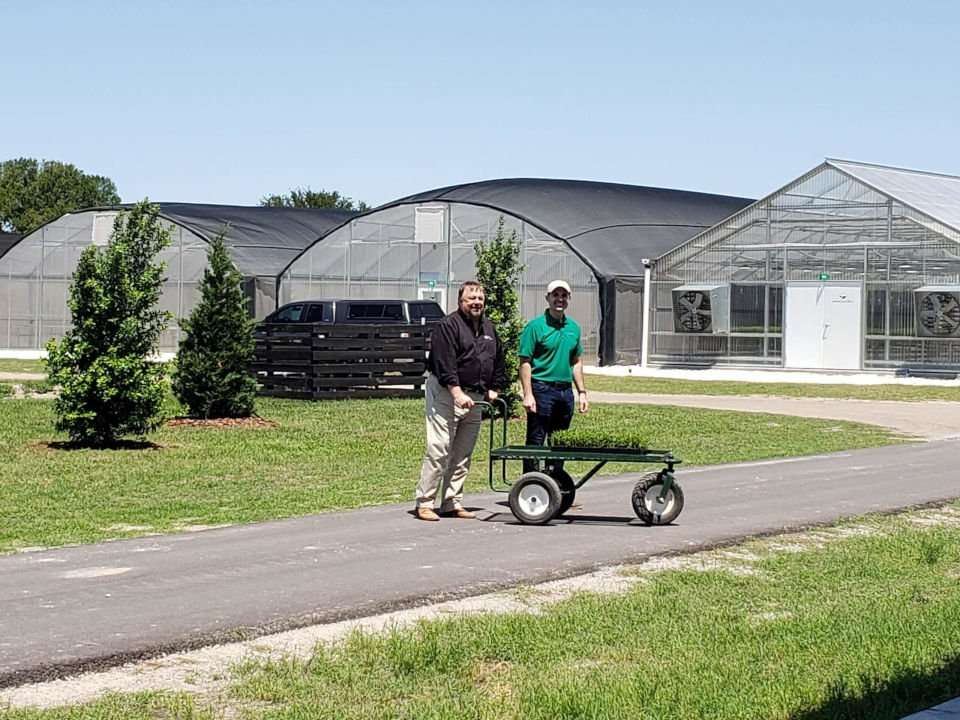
[479,400,684,526]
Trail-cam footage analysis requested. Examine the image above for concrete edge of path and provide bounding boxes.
[590,391,960,442]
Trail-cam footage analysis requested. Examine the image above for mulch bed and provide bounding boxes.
[165,416,279,429]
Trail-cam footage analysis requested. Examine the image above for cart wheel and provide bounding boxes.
[508,472,561,525]
[546,466,576,517]
[632,471,684,526]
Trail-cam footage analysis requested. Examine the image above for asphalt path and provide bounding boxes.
[1,438,958,687]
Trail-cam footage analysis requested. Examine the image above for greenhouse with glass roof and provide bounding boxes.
[275,178,751,365]
[650,159,960,372]
[0,204,353,352]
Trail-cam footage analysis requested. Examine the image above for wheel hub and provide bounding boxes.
[517,484,551,518]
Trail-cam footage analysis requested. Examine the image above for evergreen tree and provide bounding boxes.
[46,201,170,446]
[475,216,525,413]
[172,229,258,418]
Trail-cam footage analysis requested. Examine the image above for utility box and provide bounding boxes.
[914,286,960,338]
[672,284,730,334]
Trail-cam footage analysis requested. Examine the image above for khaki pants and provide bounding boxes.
[416,374,483,511]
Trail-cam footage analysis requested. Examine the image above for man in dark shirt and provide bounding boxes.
[415,280,506,521]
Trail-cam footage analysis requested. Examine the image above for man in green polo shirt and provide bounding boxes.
[518,279,589,472]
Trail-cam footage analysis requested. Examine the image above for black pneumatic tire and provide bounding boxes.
[508,472,562,525]
[632,471,684,526]
[547,467,576,517]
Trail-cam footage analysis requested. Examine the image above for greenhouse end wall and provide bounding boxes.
[0,212,211,352]
[279,202,603,363]
[649,165,960,371]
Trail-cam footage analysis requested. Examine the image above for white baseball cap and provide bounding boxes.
[546,279,571,294]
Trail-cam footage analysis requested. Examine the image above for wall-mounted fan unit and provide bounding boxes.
[671,284,730,334]
[914,286,960,338]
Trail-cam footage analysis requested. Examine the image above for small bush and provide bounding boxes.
[172,229,258,418]
[45,201,170,446]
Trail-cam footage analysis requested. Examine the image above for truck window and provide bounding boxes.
[346,303,405,320]
[305,303,328,322]
[409,302,444,321]
[273,303,304,322]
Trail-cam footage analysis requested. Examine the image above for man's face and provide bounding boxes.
[547,288,569,313]
[460,286,485,319]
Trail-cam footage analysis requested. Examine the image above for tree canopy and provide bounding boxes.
[259,186,369,212]
[0,158,121,234]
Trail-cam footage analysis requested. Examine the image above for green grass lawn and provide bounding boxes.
[224,508,960,720]
[0,358,45,374]
[587,374,960,401]
[0,396,897,552]
[4,506,959,719]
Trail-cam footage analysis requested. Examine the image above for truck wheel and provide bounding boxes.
[632,471,684,525]
[508,472,561,525]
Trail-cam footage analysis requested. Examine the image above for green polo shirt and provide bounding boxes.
[518,311,584,382]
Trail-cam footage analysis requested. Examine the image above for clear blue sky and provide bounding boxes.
[4,0,959,207]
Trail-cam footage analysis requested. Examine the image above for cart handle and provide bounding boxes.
[474,398,509,491]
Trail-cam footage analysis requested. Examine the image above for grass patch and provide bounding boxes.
[0,691,209,719]
[0,358,45,375]
[587,374,960,401]
[0,384,11,397]
[0,397,898,552]
[213,506,960,719]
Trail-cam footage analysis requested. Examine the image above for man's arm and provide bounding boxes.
[432,321,473,409]
[519,358,535,414]
[572,355,589,413]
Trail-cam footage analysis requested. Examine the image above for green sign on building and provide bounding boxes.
[818,272,830,281]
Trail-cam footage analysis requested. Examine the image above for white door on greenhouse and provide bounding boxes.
[784,283,862,370]
[418,286,446,309]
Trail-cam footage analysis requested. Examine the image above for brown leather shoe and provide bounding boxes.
[452,507,476,519]
[415,507,440,522]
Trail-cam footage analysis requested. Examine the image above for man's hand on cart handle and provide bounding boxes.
[451,386,475,409]
[485,389,499,402]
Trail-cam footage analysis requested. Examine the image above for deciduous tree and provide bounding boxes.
[0,158,120,234]
[259,186,369,212]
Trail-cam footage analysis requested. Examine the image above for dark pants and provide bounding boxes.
[524,380,575,473]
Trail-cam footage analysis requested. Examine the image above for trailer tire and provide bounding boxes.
[509,472,561,525]
[546,466,576,517]
[632,471,684,525]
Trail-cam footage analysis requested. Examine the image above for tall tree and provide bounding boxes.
[45,201,170,446]
[475,216,525,413]
[0,158,120,234]
[259,186,369,212]
[172,228,258,419]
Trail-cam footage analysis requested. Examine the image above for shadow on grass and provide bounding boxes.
[40,439,162,451]
[793,654,960,720]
